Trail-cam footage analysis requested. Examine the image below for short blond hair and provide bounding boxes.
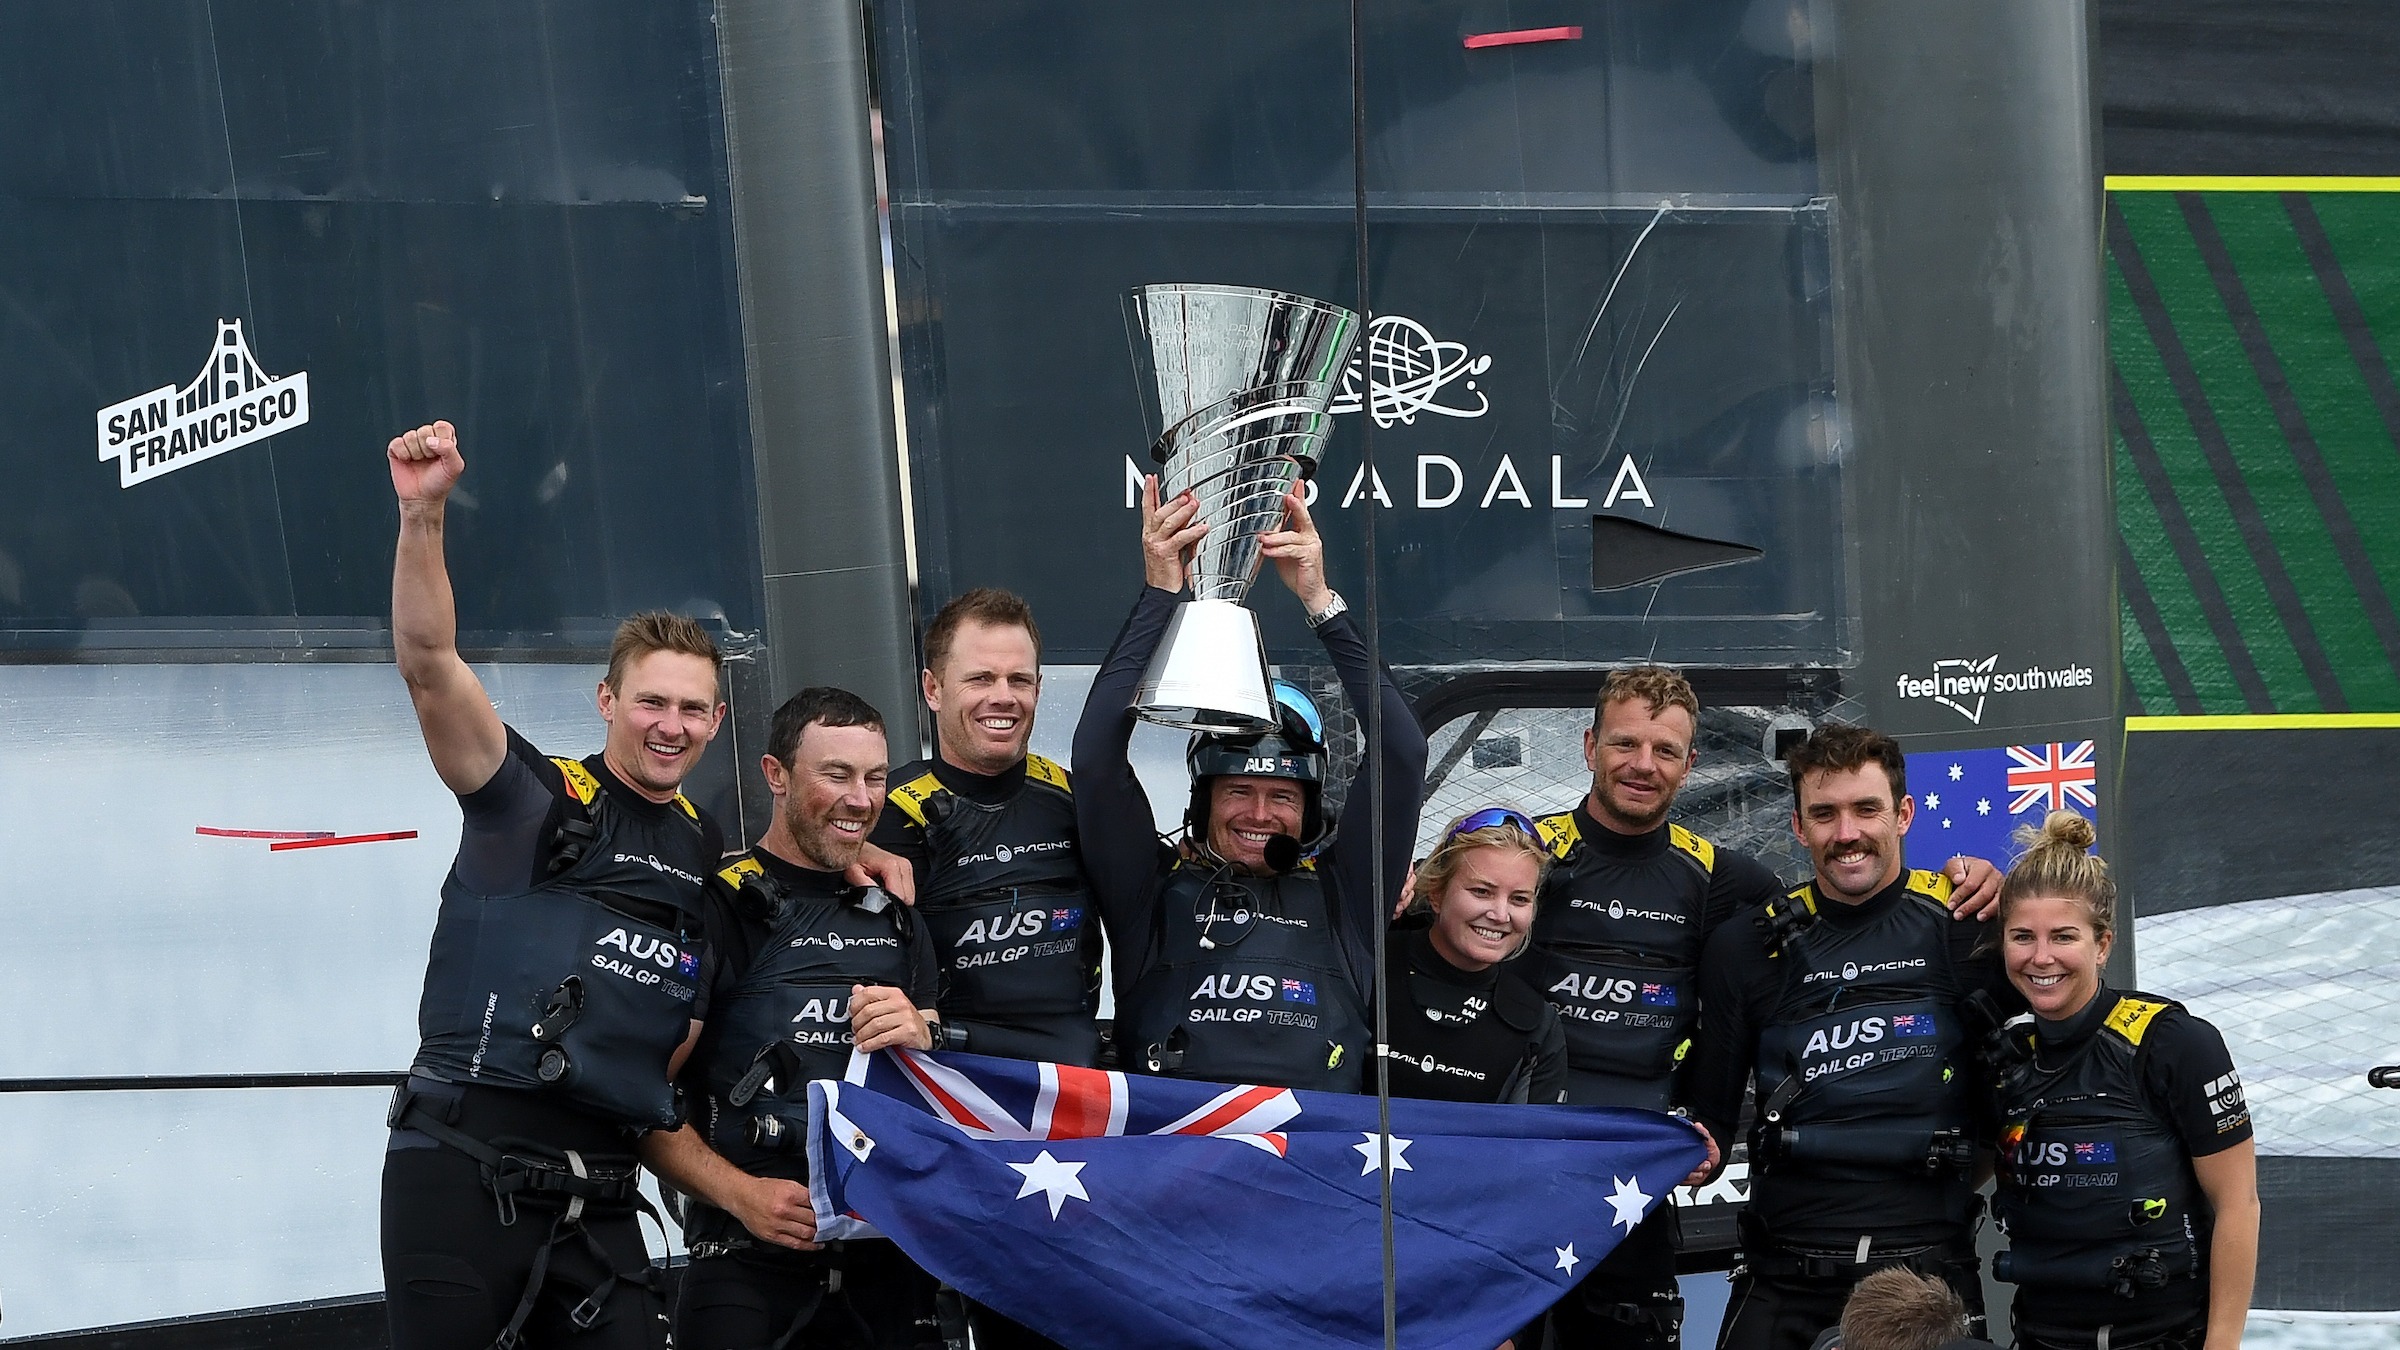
[1597,665,1699,725]
[603,611,722,695]
[1839,1269,1966,1350]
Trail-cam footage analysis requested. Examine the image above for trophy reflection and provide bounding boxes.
[1128,283,1362,732]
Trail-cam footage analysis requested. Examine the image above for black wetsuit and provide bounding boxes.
[868,751,1101,1065]
[1381,918,1568,1104]
[867,751,1098,1350]
[1994,988,2250,1350]
[1071,585,1426,1094]
[673,849,943,1350]
[384,729,724,1350]
[1688,869,2020,1350]
[1528,805,1783,1350]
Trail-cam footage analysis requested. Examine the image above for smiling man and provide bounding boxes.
[381,420,729,1350]
[1072,477,1426,1094]
[1687,724,2023,1350]
[870,589,1103,1069]
[642,687,944,1350]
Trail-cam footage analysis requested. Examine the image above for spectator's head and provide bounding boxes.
[1785,722,1913,902]
[598,611,726,798]
[1405,807,1550,968]
[1996,810,2116,1021]
[1583,665,1700,834]
[921,588,1042,776]
[1835,1269,1968,1350]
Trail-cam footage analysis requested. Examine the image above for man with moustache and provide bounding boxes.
[641,688,945,1350]
[1688,724,2021,1350]
[1530,672,2001,1350]
[870,588,1101,1068]
[382,420,732,1350]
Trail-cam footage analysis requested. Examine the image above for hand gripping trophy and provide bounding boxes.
[1127,283,1362,732]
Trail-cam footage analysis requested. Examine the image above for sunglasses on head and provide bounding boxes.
[1443,806,1539,844]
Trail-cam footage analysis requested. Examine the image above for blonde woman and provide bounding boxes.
[1383,807,1568,1105]
[1989,811,2258,1350]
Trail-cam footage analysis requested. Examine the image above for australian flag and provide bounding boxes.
[1640,982,1678,1007]
[1903,741,2098,872]
[1892,1013,1936,1039]
[806,1050,1705,1350]
[2074,1140,2117,1164]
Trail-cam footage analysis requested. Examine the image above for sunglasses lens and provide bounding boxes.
[1450,807,1535,840]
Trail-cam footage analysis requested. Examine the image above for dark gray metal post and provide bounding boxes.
[1816,0,2120,946]
[1815,5,2115,1335]
[716,0,920,837]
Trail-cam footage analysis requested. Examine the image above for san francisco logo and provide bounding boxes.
[1329,314,1493,427]
[96,320,310,488]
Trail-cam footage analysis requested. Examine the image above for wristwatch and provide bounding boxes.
[1304,590,1348,629]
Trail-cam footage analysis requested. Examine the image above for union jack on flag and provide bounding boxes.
[870,1048,1299,1162]
[2006,740,2098,815]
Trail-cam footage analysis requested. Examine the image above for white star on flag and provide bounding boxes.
[1977,798,1991,816]
[1355,1132,1414,1176]
[1554,1243,1580,1276]
[1925,793,1941,810]
[1606,1175,1652,1230]
[1948,763,1963,781]
[1008,1150,1090,1219]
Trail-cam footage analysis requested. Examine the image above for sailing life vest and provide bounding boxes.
[1753,872,1977,1176]
[412,756,711,1129]
[699,855,921,1175]
[1383,926,1555,1104]
[1527,811,1713,1108]
[887,755,1100,1060]
[1117,860,1371,1093]
[1994,993,2203,1300]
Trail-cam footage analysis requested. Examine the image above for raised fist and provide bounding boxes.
[388,420,464,507]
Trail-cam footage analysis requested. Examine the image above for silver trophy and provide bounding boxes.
[1128,283,1362,731]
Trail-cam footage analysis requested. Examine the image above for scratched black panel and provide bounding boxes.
[875,0,1839,665]
[0,0,754,651]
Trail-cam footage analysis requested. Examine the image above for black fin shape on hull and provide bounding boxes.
[1590,514,1764,591]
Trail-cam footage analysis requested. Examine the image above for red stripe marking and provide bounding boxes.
[1047,1065,1116,1139]
[268,830,419,851]
[896,1053,994,1133]
[1171,1084,1286,1138]
[1262,1131,1288,1158]
[1463,25,1582,49]
[197,827,337,840]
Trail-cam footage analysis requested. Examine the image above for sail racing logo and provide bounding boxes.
[95,320,310,488]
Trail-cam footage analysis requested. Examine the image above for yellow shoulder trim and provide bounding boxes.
[1905,869,1955,904]
[1668,823,1716,874]
[671,793,698,820]
[1026,754,1071,794]
[1784,882,1819,915]
[551,757,601,806]
[887,771,944,828]
[2102,995,2168,1047]
[717,855,765,888]
[1534,812,1580,861]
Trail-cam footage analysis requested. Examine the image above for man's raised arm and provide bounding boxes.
[389,419,504,794]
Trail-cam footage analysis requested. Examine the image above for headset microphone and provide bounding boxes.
[1264,834,1302,874]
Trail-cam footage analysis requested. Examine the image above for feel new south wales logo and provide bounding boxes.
[95,320,310,488]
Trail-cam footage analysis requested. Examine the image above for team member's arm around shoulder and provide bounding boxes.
[388,419,504,794]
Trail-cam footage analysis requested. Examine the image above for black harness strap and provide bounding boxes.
[392,1087,663,1349]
